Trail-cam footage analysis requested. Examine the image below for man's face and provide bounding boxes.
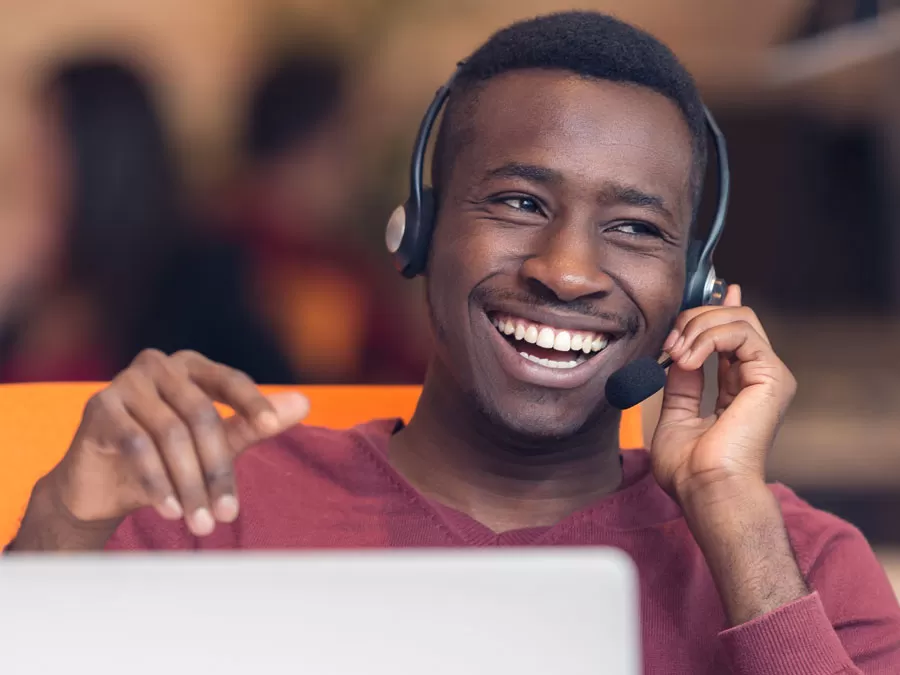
[426,70,694,441]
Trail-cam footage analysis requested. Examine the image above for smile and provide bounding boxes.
[484,310,619,390]
[491,313,610,369]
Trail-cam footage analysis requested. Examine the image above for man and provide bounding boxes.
[8,11,900,674]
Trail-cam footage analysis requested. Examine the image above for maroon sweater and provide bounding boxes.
[107,420,900,674]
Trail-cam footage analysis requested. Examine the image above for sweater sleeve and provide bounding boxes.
[717,507,900,674]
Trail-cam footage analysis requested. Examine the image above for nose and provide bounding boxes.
[520,224,614,303]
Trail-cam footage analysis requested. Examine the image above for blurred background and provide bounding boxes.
[0,0,899,572]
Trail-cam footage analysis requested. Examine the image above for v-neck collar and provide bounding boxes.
[349,419,682,546]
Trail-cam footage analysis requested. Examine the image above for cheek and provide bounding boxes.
[625,259,685,334]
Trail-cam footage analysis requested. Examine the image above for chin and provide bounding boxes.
[474,388,608,450]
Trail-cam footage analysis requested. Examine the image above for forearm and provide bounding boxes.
[6,476,121,552]
[680,477,809,627]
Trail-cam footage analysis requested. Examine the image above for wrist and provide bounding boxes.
[9,474,123,552]
[675,470,769,520]
[677,475,808,626]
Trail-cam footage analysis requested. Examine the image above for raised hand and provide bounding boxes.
[650,285,796,502]
[47,349,309,537]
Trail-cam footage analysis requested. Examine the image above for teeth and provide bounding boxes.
[493,314,611,355]
[553,331,571,352]
[519,352,581,369]
[536,327,555,349]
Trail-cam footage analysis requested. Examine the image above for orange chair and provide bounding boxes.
[0,383,643,547]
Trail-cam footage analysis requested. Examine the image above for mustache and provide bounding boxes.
[472,286,640,336]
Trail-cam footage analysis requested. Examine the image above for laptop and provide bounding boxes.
[0,547,641,675]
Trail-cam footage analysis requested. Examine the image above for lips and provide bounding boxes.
[483,310,619,389]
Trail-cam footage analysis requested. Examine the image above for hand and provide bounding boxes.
[46,349,309,537]
[650,285,797,503]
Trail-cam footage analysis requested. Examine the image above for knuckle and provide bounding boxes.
[204,464,235,490]
[172,349,202,364]
[133,348,166,367]
[137,471,170,500]
[84,389,113,417]
[187,401,222,430]
[117,430,153,456]
[159,419,191,446]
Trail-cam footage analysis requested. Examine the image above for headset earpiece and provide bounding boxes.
[682,239,726,310]
[386,188,436,279]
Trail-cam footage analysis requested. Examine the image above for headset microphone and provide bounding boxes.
[387,64,731,412]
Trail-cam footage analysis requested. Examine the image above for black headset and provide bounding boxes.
[386,65,729,311]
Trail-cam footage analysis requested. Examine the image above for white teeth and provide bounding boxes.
[536,327,555,349]
[591,336,607,352]
[553,331,571,352]
[494,314,611,356]
[518,352,581,369]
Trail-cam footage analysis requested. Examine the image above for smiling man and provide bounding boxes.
[8,11,900,674]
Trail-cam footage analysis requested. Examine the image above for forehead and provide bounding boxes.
[453,70,695,215]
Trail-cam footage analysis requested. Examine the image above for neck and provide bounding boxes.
[389,363,624,533]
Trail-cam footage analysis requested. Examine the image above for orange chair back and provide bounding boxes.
[0,383,643,547]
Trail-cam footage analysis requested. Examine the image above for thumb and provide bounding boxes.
[224,392,309,454]
[657,362,705,427]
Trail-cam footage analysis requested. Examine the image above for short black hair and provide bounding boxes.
[242,53,345,162]
[432,11,708,218]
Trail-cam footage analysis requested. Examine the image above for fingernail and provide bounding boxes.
[673,335,686,353]
[662,330,679,351]
[214,495,240,523]
[191,508,215,536]
[256,412,280,434]
[157,496,183,520]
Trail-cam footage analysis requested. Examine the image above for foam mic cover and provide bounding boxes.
[605,356,668,410]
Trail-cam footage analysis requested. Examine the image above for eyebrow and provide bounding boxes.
[484,162,563,185]
[598,182,675,222]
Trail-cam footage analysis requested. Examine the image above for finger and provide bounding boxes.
[96,393,182,520]
[723,283,741,308]
[657,362,705,426]
[178,352,281,436]
[153,364,239,524]
[675,321,782,377]
[669,307,770,363]
[118,375,215,537]
[715,352,741,413]
[223,392,310,453]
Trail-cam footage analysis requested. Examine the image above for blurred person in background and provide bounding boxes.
[202,51,427,384]
[0,57,298,385]
[0,59,181,382]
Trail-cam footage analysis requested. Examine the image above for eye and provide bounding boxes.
[497,195,544,215]
[609,221,660,236]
